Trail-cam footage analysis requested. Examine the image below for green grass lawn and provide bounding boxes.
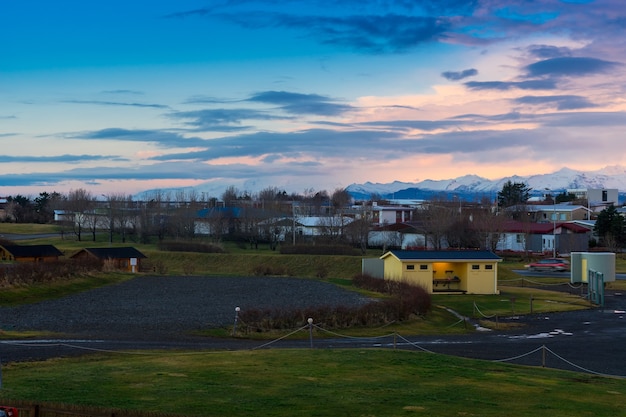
[2,349,625,417]
[0,282,617,417]
[0,223,62,234]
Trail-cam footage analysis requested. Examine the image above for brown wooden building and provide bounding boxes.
[0,244,64,262]
[70,247,147,272]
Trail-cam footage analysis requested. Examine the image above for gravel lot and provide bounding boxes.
[0,276,370,341]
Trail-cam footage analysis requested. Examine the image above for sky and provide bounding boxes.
[1,0,625,198]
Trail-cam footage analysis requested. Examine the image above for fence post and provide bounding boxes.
[232,306,240,336]
[542,345,546,368]
[308,318,314,348]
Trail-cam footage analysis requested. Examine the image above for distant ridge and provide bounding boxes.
[134,165,626,203]
[345,165,626,201]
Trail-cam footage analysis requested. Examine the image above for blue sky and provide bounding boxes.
[1,0,625,197]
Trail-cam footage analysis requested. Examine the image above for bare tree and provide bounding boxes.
[105,193,135,243]
[221,186,240,207]
[65,188,96,241]
[330,188,351,214]
[345,210,371,254]
[137,190,171,242]
[168,190,200,239]
[303,189,328,216]
[257,186,287,212]
[414,199,457,250]
[5,195,33,223]
[470,205,507,251]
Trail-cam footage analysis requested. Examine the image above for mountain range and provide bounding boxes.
[136,165,626,202]
[345,165,626,201]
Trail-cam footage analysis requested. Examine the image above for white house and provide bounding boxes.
[258,215,354,241]
[370,203,415,227]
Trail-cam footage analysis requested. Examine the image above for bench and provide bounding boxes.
[433,277,461,289]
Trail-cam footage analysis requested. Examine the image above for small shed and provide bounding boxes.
[380,250,502,294]
[0,244,64,262]
[570,252,616,284]
[71,247,147,272]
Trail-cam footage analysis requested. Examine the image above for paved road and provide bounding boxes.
[0,233,65,241]
[2,287,626,378]
[514,269,626,280]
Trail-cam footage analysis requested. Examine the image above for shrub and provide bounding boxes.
[0,258,102,287]
[141,259,168,274]
[251,263,292,276]
[315,264,329,279]
[236,274,431,333]
[182,260,196,275]
[353,273,432,316]
[157,240,225,253]
[280,244,360,256]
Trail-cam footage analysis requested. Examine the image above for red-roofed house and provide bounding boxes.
[494,220,591,254]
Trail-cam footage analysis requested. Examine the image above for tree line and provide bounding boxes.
[2,181,623,252]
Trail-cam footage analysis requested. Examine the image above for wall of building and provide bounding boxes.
[464,262,499,294]
[588,189,619,206]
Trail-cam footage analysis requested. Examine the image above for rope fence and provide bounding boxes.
[3,324,624,379]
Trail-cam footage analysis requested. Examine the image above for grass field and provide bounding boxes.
[2,349,626,417]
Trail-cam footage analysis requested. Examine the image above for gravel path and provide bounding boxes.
[0,276,370,341]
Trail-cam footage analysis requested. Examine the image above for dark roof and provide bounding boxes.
[1,244,63,258]
[501,220,589,234]
[372,222,420,232]
[382,250,501,261]
[72,247,147,259]
[196,207,242,218]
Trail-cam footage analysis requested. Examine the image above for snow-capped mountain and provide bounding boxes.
[346,165,626,200]
[135,165,626,202]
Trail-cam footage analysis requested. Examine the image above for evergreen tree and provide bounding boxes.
[594,205,625,247]
[497,181,531,208]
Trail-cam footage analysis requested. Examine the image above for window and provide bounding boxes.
[602,190,608,202]
[485,265,493,270]
[472,265,480,270]
[406,264,415,270]
[420,264,428,270]
[516,234,524,243]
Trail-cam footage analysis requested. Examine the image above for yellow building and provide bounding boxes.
[380,250,502,294]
